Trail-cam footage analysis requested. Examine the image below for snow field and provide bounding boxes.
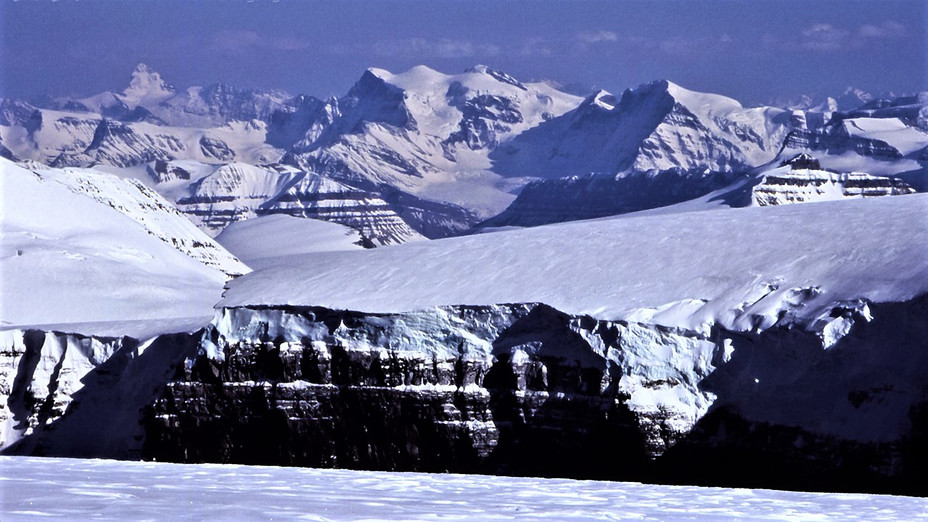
[1,456,926,521]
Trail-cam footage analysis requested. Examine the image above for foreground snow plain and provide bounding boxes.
[1,456,926,521]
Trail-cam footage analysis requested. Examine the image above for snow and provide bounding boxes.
[216,214,364,267]
[220,193,928,335]
[840,117,928,156]
[368,65,581,140]
[2,456,926,521]
[117,63,176,109]
[0,159,235,334]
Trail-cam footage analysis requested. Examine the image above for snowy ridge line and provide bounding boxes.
[23,161,249,277]
[3,63,925,238]
[218,193,928,334]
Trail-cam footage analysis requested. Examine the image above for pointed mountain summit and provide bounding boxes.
[118,63,176,109]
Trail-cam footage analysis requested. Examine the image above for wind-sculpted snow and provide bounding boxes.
[0,158,243,327]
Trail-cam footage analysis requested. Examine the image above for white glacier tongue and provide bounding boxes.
[220,193,928,334]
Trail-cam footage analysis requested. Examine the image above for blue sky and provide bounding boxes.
[2,0,925,104]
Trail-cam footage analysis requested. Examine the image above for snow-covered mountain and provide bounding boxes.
[144,161,425,245]
[286,65,583,219]
[483,153,915,228]
[0,157,246,329]
[2,64,926,240]
[3,62,928,491]
[491,80,799,177]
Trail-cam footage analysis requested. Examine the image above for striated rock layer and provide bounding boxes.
[4,294,927,494]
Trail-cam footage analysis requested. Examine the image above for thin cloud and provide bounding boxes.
[801,23,850,51]
[768,21,909,53]
[209,30,311,54]
[576,31,618,44]
[331,38,500,59]
[372,38,500,58]
[858,21,906,39]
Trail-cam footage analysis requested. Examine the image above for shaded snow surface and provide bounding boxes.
[0,159,235,333]
[221,193,928,334]
[215,214,364,268]
[1,457,926,521]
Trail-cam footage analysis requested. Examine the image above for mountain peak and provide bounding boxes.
[465,65,526,90]
[579,89,617,111]
[465,64,490,74]
[133,62,155,74]
[120,63,175,108]
[629,79,743,113]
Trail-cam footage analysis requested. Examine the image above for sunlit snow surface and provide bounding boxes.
[1,457,927,521]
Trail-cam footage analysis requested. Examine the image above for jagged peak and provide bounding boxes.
[780,152,821,170]
[622,79,742,114]
[120,62,175,108]
[579,89,617,111]
[464,65,526,90]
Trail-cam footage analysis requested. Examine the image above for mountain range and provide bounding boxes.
[2,63,925,242]
[2,64,928,494]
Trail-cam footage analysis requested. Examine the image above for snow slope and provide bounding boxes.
[216,214,364,267]
[840,117,928,156]
[0,159,241,331]
[2,456,927,521]
[221,193,928,335]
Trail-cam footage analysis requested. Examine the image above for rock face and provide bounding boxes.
[481,168,739,228]
[0,328,200,458]
[172,162,426,245]
[752,164,915,206]
[4,293,928,494]
[142,304,717,474]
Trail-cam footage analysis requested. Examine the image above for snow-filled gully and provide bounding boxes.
[2,294,928,494]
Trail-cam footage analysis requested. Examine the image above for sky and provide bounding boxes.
[1,0,925,105]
